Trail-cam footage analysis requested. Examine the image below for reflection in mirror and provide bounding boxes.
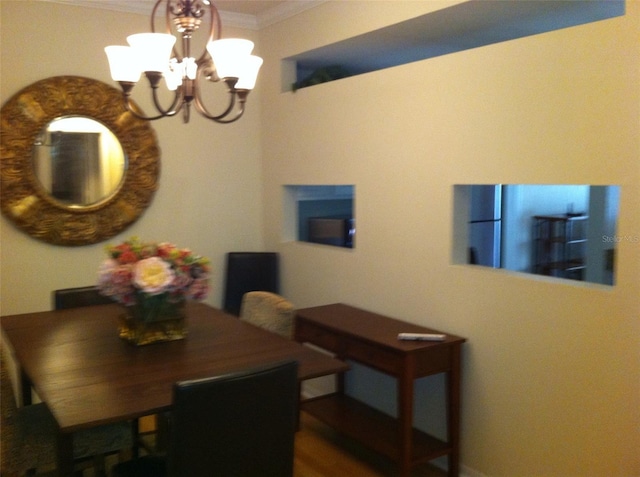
[454,185,620,286]
[33,117,126,207]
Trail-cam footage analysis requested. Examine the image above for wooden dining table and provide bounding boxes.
[1,302,348,476]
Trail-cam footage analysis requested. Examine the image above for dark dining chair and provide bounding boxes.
[53,285,115,309]
[223,252,279,316]
[111,360,299,477]
[239,291,295,339]
[0,350,133,476]
[53,287,136,470]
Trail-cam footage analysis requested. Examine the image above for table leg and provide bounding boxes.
[397,355,416,477]
[336,351,346,395]
[296,383,302,431]
[56,431,74,476]
[20,367,32,406]
[446,345,462,477]
[132,417,140,457]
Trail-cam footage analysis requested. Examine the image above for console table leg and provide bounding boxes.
[446,346,463,477]
[398,356,416,477]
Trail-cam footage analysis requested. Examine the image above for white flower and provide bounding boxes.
[133,257,175,295]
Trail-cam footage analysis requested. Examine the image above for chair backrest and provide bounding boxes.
[223,252,279,316]
[239,291,295,339]
[167,360,298,477]
[53,286,114,310]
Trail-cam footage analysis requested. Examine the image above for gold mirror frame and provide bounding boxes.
[1,76,160,246]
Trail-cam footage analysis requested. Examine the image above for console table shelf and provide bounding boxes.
[295,303,466,477]
[302,394,451,464]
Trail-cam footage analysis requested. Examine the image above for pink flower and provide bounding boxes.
[97,259,135,304]
[187,278,209,301]
[98,237,210,305]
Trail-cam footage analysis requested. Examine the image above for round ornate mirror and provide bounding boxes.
[0,76,160,246]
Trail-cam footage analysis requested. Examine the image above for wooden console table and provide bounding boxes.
[294,303,466,477]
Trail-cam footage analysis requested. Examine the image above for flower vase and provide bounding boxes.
[118,295,187,346]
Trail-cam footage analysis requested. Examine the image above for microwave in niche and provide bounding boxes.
[308,216,355,248]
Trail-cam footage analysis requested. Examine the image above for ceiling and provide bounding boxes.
[205,1,289,16]
[40,0,324,29]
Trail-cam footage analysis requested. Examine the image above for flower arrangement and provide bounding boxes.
[98,237,210,316]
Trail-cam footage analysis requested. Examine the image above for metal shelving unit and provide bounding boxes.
[533,214,588,280]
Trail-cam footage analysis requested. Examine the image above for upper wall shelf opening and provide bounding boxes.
[285,0,624,91]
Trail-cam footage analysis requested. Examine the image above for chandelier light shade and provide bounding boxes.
[105,0,263,124]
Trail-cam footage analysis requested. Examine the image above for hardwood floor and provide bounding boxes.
[59,412,447,477]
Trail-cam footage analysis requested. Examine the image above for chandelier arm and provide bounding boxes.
[212,90,250,124]
[196,100,245,123]
[123,96,174,121]
[213,2,222,40]
[192,75,244,122]
[196,1,221,65]
[144,71,186,117]
[194,92,246,124]
[150,0,163,31]
[163,0,170,32]
[208,105,245,124]
[193,89,235,120]
[118,79,184,121]
[169,0,184,62]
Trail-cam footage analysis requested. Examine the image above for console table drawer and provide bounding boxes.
[295,321,341,353]
[345,339,402,375]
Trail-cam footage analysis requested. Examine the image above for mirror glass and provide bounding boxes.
[454,184,620,286]
[33,117,126,208]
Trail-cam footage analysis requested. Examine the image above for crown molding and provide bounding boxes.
[37,0,326,30]
[254,1,326,29]
[37,0,154,15]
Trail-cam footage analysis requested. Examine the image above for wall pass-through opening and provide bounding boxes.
[283,185,355,249]
[453,184,620,286]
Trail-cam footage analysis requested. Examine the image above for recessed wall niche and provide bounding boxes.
[453,184,621,286]
[283,185,355,248]
[281,0,623,92]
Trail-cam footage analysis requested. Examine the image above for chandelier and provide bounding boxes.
[105,0,263,124]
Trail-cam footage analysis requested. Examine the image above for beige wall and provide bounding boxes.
[0,1,265,314]
[259,1,639,476]
[1,1,639,476]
